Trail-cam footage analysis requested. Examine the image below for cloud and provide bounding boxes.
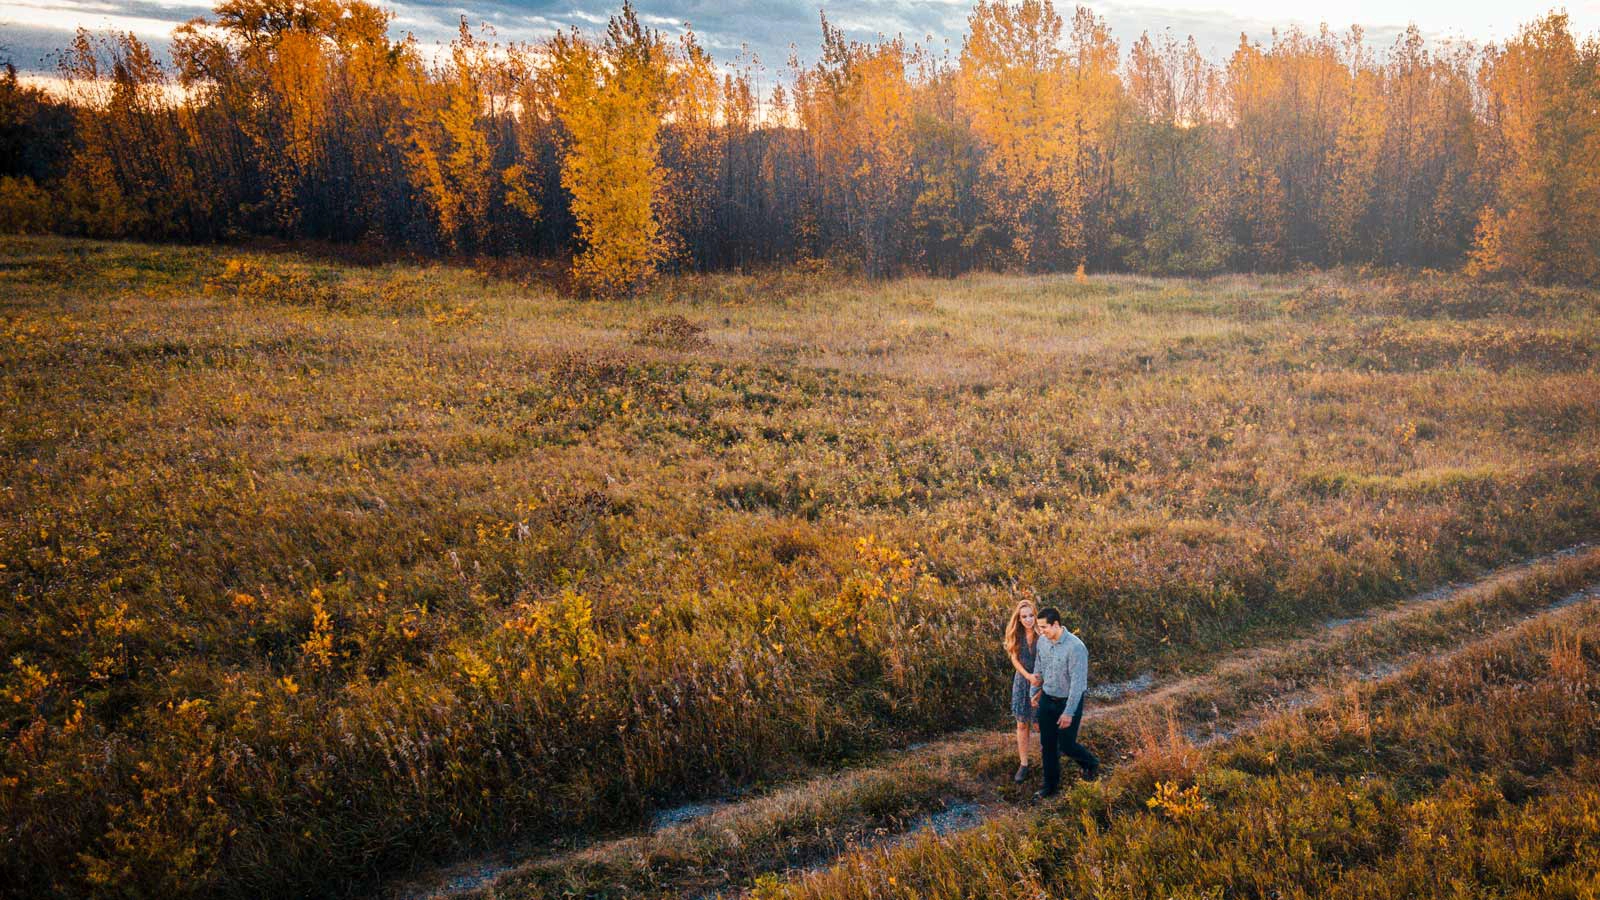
[4,0,1595,75]
[1089,1,1429,59]
[2,24,87,70]
[1,0,209,69]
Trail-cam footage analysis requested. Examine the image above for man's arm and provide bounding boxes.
[1029,638,1050,699]
[1065,634,1088,713]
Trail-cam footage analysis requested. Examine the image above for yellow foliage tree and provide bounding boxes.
[395,21,502,251]
[548,3,670,296]
[173,0,400,236]
[658,30,723,263]
[956,0,1079,266]
[1325,51,1384,260]
[955,1,1118,268]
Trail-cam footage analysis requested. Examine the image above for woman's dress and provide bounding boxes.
[1010,638,1037,722]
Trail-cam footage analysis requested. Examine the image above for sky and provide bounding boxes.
[3,0,1598,77]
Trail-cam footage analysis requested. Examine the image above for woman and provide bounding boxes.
[1004,599,1044,783]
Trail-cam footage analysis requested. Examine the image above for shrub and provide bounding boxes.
[0,176,53,234]
[633,314,708,350]
[205,257,348,310]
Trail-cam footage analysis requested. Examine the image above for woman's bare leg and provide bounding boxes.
[1015,720,1031,766]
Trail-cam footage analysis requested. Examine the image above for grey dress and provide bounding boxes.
[1010,638,1038,722]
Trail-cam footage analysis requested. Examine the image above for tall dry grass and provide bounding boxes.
[775,603,1600,900]
[0,236,1597,897]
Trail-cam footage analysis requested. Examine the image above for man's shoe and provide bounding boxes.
[1012,765,1031,784]
[1032,788,1058,801]
[1081,765,1101,782]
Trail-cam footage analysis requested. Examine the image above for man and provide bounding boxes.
[1029,607,1100,798]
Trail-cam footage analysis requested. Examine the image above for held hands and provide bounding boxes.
[1030,694,1039,708]
[1028,673,1043,687]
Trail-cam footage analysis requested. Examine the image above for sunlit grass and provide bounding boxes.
[772,600,1600,900]
[464,548,1600,900]
[1,236,1597,898]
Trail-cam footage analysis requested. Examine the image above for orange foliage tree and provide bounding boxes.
[15,0,1600,282]
[1469,13,1600,281]
[792,16,917,277]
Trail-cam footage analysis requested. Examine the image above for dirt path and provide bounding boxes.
[390,544,1599,900]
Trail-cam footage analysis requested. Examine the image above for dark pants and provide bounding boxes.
[1038,694,1098,793]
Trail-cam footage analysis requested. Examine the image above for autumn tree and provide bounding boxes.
[0,63,70,181]
[906,56,996,274]
[548,3,671,295]
[0,63,70,232]
[706,57,788,268]
[14,0,1600,282]
[1118,30,1229,272]
[1323,32,1384,261]
[171,0,409,239]
[1374,31,1479,265]
[1222,27,1355,267]
[1064,6,1124,267]
[56,30,192,237]
[955,0,1080,267]
[790,17,919,276]
[392,21,543,253]
[655,30,725,267]
[1326,27,1480,265]
[1469,13,1600,281]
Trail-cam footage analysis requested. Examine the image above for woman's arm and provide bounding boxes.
[1007,649,1030,678]
[1008,648,1044,685]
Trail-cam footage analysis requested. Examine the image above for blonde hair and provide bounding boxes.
[1004,599,1037,661]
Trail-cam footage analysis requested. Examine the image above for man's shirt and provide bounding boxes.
[1031,629,1089,712]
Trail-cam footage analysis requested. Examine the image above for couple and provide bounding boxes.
[1005,600,1100,799]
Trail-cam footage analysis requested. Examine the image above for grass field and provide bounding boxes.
[431,547,1600,900]
[768,573,1600,900]
[2,236,1598,898]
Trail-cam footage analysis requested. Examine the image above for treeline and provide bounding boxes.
[1,0,1598,291]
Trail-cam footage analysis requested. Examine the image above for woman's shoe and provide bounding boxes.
[1012,764,1032,783]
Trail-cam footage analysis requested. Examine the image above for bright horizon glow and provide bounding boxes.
[3,0,1597,76]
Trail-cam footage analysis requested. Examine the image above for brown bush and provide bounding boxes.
[633,313,709,350]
